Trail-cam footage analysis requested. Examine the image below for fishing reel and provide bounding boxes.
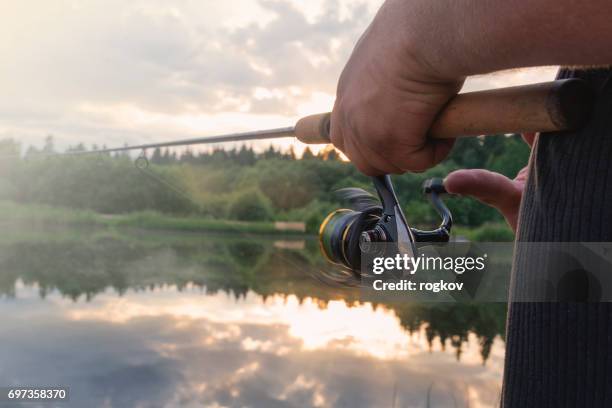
[319,175,452,272]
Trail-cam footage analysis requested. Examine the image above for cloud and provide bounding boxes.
[0,0,554,152]
[0,286,504,408]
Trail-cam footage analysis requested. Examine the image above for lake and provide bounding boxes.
[0,226,506,407]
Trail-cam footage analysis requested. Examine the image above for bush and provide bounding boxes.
[471,224,515,242]
[280,199,338,234]
[256,160,320,210]
[228,189,273,221]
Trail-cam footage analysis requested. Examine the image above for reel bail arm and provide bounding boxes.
[360,176,452,258]
[411,178,452,243]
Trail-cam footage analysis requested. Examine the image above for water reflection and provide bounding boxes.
[0,226,506,407]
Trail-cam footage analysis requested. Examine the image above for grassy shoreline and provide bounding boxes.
[0,200,298,235]
[1,200,514,241]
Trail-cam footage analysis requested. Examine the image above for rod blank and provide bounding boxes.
[66,79,593,156]
[66,127,296,155]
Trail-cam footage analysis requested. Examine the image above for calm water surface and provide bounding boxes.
[0,226,506,407]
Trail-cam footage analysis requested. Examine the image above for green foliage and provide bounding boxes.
[471,223,515,242]
[228,189,273,221]
[0,133,530,231]
[486,136,531,177]
[281,199,338,233]
[453,223,515,242]
[0,200,283,235]
[255,159,321,210]
[11,156,196,214]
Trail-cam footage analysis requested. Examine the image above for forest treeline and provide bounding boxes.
[0,134,529,234]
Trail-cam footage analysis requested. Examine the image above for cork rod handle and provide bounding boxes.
[294,79,593,144]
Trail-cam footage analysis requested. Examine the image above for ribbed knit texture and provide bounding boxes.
[502,68,612,407]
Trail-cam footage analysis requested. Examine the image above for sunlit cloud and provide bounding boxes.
[6,283,504,407]
[0,0,555,154]
[59,287,502,367]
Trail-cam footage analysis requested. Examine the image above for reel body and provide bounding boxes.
[319,175,452,271]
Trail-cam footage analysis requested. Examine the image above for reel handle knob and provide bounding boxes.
[422,178,447,195]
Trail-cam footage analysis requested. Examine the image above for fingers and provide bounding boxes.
[330,106,403,175]
[522,132,538,147]
[444,169,523,231]
[329,100,345,152]
[350,138,405,175]
[514,166,530,183]
[343,135,403,176]
[330,104,456,175]
[402,138,456,173]
[444,169,521,209]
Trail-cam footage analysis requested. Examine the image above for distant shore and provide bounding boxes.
[2,200,514,242]
[1,200,303,236]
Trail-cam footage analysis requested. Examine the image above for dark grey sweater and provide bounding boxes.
[502,68,612,407]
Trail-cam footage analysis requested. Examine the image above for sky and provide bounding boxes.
[0,0,558,154]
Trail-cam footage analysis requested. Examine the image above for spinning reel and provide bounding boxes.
[319,175,452,272]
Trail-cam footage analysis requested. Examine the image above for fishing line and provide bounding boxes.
[132,154,203,212]
[128,149,325,287]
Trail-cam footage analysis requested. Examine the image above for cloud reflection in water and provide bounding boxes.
[0,283,503,407]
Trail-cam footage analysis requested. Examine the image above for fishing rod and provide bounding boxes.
[65,78,593,273]
[68,79,591,154]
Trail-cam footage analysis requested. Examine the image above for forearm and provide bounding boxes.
[381,0,612,79]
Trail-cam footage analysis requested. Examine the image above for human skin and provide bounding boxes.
[444,133,535,232]
[331,0,612,175]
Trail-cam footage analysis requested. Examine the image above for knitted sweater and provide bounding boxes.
[502,68,612,407]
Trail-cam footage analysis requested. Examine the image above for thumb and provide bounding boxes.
[444,169,523,232]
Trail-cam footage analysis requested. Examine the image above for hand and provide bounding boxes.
[329,0,465,175]
[330,0,612,176]
[443,133,536,232]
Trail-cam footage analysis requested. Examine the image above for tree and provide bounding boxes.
[151,148,163,164]
[0,139,20,157]
[236,145,256,166]
[262,145,280,160]
[42,135,55,154]
[302,147,314,160]
[229,189,273,221]
[257,160,319,210]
